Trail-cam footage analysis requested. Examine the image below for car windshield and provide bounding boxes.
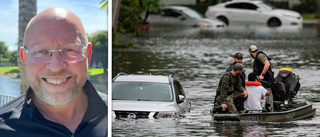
[182,8,203,18]
[112,82,173,102]
[259,2,277,10]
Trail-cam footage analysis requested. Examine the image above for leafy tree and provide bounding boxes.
[140,0,162,24]
[8,50,18,65]
[88,31,108,74]
[113,0,162,47]
[117,0,141,34]
[0,41,9,61]
[117,0,162,34]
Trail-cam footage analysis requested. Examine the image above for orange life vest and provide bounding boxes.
[245,81,262,86]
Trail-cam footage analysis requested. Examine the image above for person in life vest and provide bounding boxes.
[215,63,248,113]
[248,45,274,86]
[244,73,270,111]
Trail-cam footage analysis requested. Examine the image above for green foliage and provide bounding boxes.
[117,0,141,34]
[140,0,163,23]
[0,66,19,73]
[0,41,17,65]
[0,41,9,60]
[112,32,134,47]
[265,0,289,9]
[88,31,108,74]
[99,0,108,11]
[292,0,316,14]
[185,3,210,15]
[8,50,18,65]
[114,0,162,47]
[88,68,104,75]
[302,13,315,20]
[140,0,162,13]
[266,0,316,14]
[117,0,162,34]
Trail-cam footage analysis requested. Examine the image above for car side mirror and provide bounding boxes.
[178,95,185,103]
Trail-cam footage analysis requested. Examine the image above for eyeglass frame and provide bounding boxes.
[21,43,89,63]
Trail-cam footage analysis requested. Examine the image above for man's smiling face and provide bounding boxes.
[22,8,90,105]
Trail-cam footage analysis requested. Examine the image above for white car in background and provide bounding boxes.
[205,0,302,27]
[112,73,191,119]
[142,6,226,33]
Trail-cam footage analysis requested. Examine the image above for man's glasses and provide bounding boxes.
[236,57,243,60]
[22,43,88,63]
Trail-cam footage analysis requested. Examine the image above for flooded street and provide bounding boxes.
[112,24,320,136]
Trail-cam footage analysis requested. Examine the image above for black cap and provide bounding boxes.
[233,63,245,72]
[234,53,243,59]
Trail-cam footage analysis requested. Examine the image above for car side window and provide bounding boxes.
[174,80,186,102]
[225,2,257,10]
[225,3,242,9]
[163,9,182,18]
[244,3,258,10]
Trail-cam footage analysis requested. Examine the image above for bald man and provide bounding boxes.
[0,8,107,137]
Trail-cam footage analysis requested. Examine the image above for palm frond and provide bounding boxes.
[99,0,108,11]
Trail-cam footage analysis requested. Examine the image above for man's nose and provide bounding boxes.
[45,51,67,72]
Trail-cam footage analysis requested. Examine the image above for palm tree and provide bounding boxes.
[99,0,108,11]
[18,0,37,94]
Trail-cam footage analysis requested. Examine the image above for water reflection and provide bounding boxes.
[112,24,320,136]
[0,76,20,96]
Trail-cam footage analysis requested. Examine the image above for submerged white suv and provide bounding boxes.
[112,73,191,119]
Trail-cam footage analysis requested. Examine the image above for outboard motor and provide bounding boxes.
[274,68,300,102]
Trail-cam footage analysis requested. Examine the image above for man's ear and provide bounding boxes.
[87,42,92,64]
[20,47,26,67]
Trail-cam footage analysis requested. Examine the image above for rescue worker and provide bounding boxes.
[249,45,274,111]
[215,63,248,113]
[226,53,246,88]
[248,45,274,87]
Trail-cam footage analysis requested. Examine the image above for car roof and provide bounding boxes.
[228,0,262,4]
[113,74,171,84]
[164,6,191,11]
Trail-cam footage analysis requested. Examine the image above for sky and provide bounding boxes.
[0,0,108,51]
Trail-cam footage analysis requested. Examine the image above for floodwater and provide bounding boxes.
[0,76,20,96]
[112,24,320,136]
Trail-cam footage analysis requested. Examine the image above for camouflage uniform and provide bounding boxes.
[215,71,245,113]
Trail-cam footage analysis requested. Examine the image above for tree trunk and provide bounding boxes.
[316,0,320,18]
[18,0,37,94]
[112,0,121,31]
